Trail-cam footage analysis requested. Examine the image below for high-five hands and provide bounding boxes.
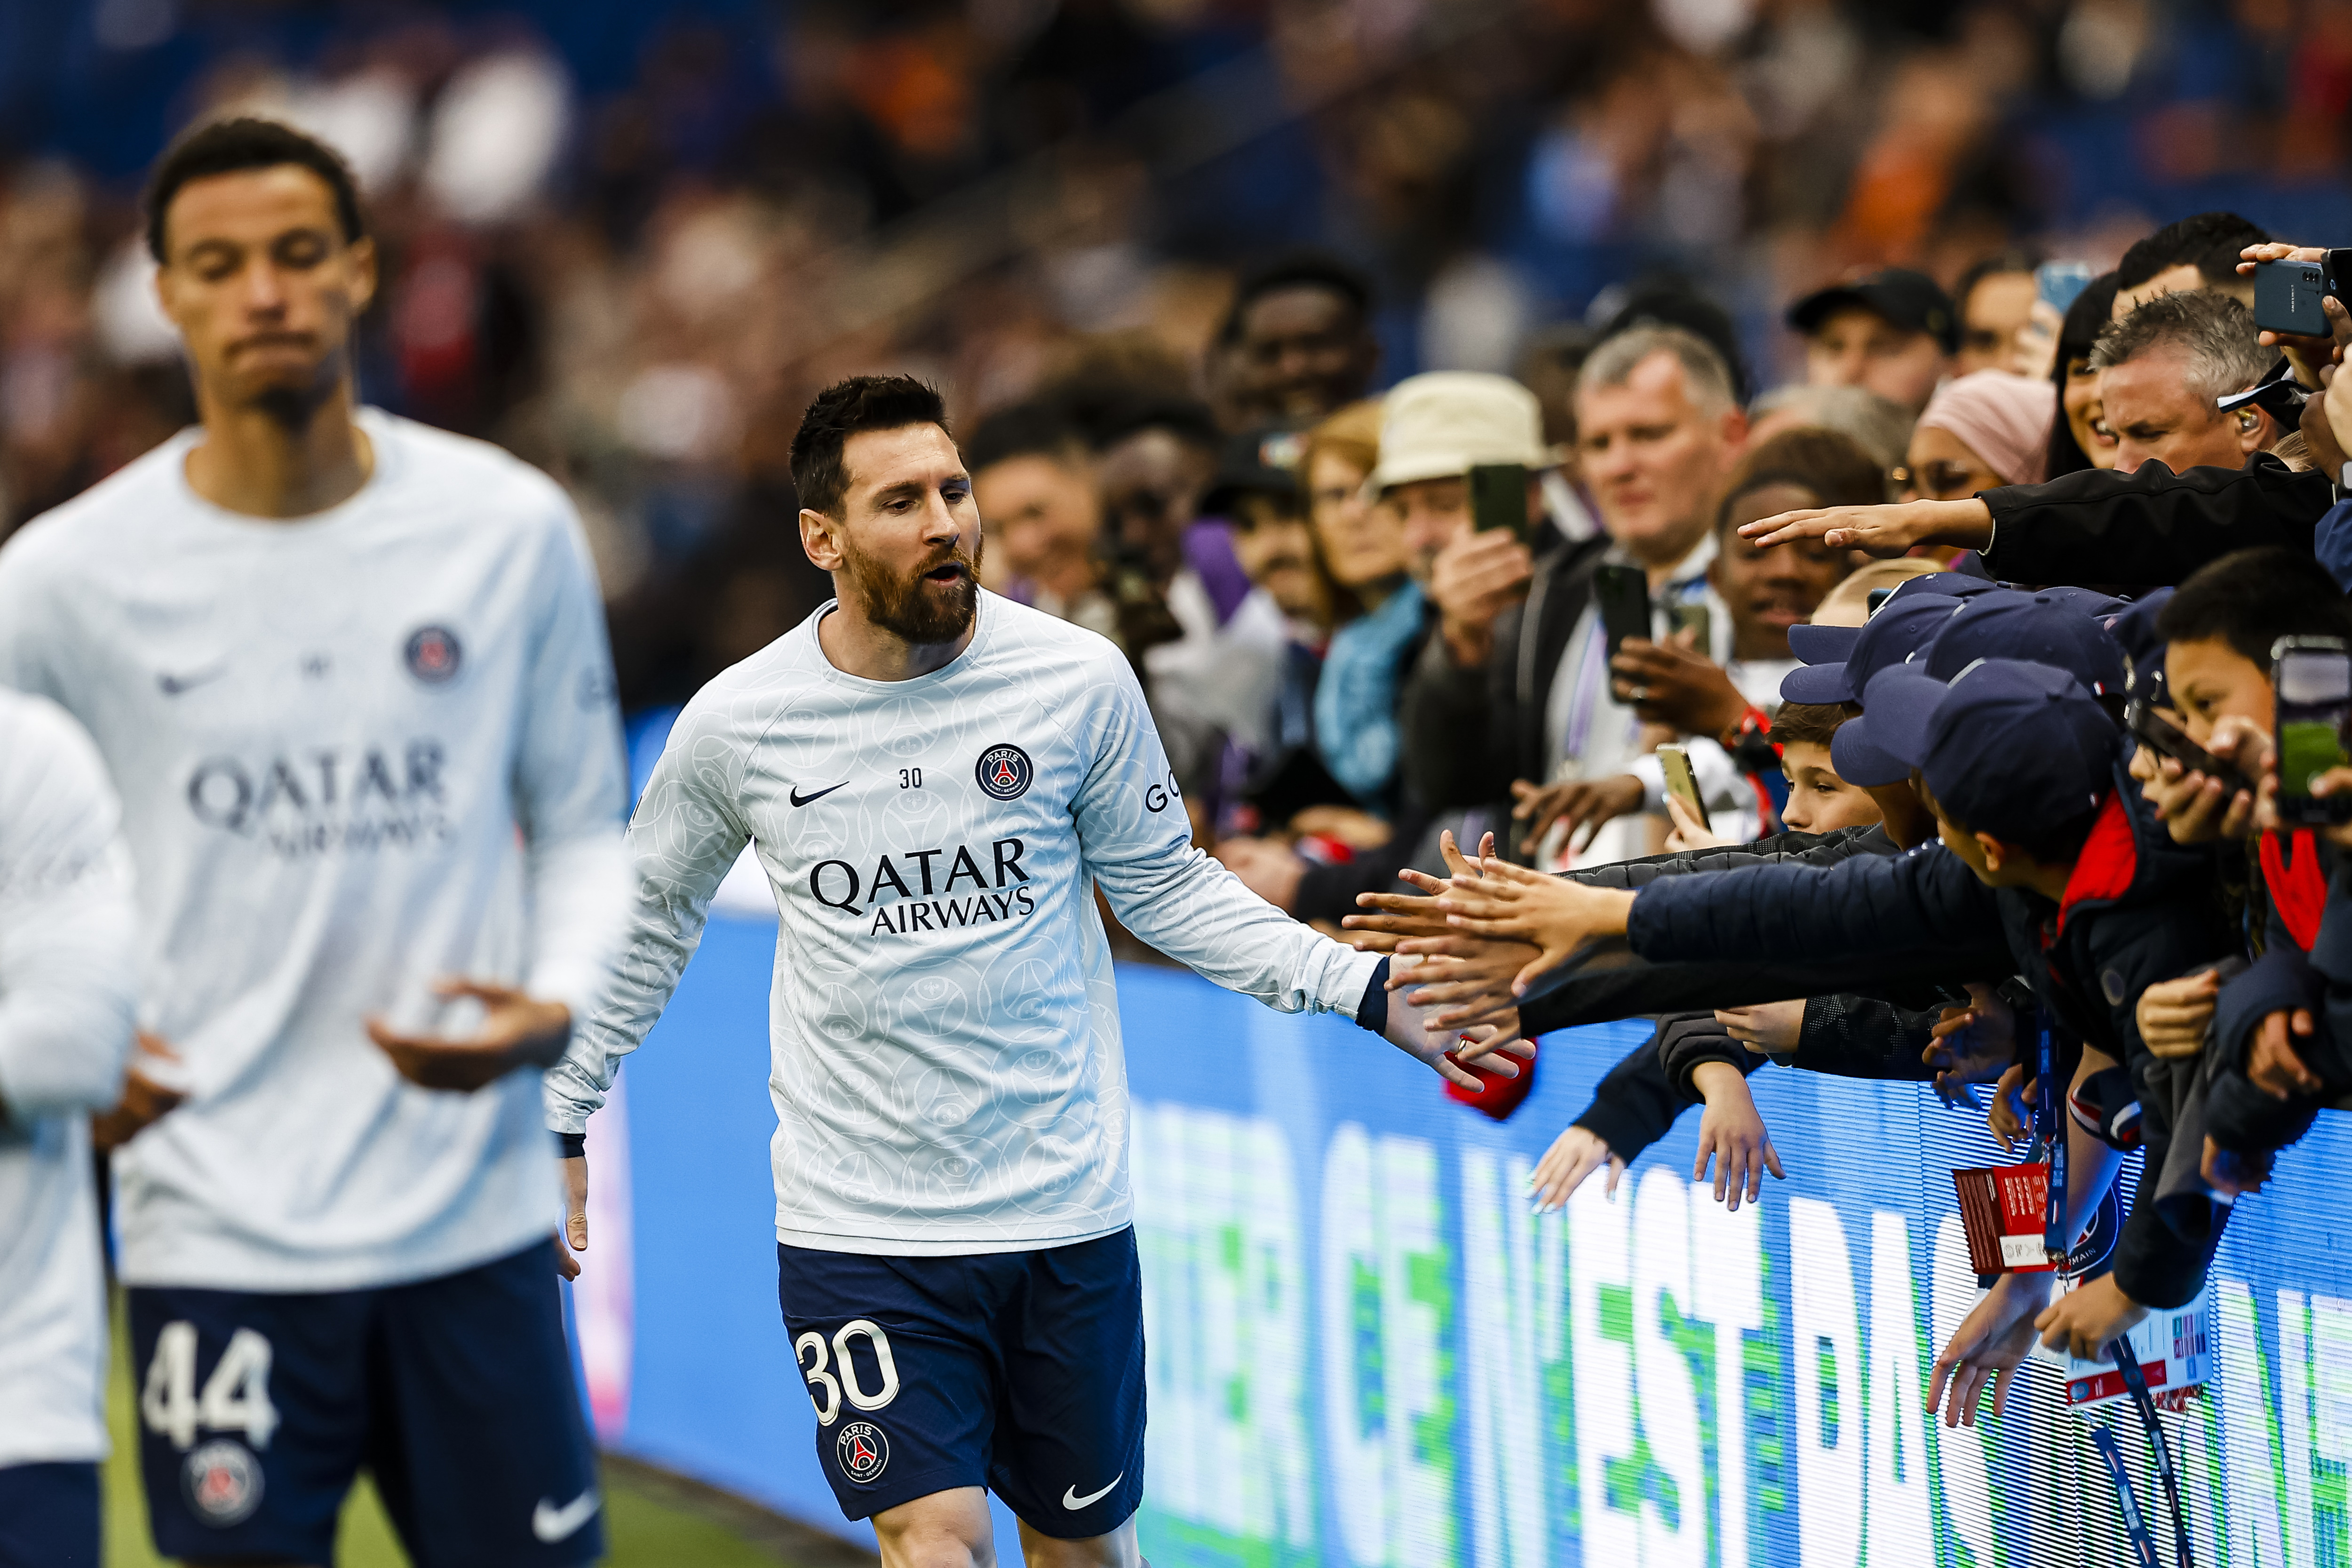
[1737,497,1994,557]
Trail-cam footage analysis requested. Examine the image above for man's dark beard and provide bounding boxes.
[842,535,983,644]
[246,372,338,431]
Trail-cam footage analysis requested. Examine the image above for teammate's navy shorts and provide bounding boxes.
[127,1240,602,1568]
[777,1226,1146,1536]
[0,1461,98,1567]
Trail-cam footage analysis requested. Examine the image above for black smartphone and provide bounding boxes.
[1469,462,1531,543]
[2126,700,2254,798]
[1867,586,1894,616]
[1593,564,1652,669]
[2273,636,2352,824]
[2256,258,2334,338]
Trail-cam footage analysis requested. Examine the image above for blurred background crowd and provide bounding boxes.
[5,0,2352,917]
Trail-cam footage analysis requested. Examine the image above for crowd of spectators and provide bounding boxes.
[12,0,2352,1431]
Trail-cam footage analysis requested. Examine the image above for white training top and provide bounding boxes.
[551,591,1380,1255]
[0,410,631,1292]
[0,691,137,1466]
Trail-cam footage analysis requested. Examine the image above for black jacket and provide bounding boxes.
[1398,529,1611,813]
[1517,826,2010,1034]
[1572,1029,1697,1162]
[1627,759,2239,1309]
[1979,454,2333,588]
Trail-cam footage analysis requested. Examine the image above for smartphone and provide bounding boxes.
[1867,586,1895,616]
[2035,261,2095,315]
[2256,259,2333,339]
[2125,700,2254,798]
[1658,744,1707,824]
[1594,564,1652,670]
[1667,600,1711,652]
[1469,462,1531,543]
[2273,637,2352,823]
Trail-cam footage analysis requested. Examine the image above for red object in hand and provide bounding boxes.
[1444,1039,1538,1122]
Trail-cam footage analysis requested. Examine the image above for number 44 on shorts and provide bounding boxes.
[143,1323,279,1451]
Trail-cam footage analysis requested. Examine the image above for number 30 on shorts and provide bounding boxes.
[795,1320,900,1427]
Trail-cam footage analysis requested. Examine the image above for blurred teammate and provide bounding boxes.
[0,118,628,1567]
[549,375,1512,1568]
[0,694,139,1568]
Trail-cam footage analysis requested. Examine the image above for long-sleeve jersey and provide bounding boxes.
[552,591,1380,1256]
[0,691,137,1466]
[0,410,631,1292]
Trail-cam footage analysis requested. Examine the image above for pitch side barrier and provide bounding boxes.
[568,921,2344,1568]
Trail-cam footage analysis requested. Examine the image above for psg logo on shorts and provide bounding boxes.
[403,625,463,685]
[183,1438,264,1528]
[836,1420,890,1484]
[974,743,1034,802]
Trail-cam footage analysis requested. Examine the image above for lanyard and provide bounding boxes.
[2105,1336,2194,1568]
[2034,1019,2067,1261]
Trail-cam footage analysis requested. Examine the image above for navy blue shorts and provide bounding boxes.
[0,1461,98,1568]
[128,1240,601,1568]
[777,1227,1146,1536]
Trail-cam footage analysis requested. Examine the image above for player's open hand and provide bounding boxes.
[1928,1269,2052,1427]
[368,979,572,1093]
[1426,857,1637,995]
[559,1153,588,1280]
[1738,497,1992,556]
[91,1030,188,1153]
[1376,979,1520,1092]
[2034,1273,2148,1360]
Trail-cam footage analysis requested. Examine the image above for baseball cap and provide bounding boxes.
[2102,587,2176,702]
[1786,570,1997,668]
[1786,268,1960,355]
[1919,591,2129,696]
[1780,590,1966,704]
[1200,429,1303,518]
[1370,373,1549,492]
[1857,659,2120,847]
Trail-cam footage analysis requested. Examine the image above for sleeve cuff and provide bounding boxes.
[555,1131,586,1159]
[1356,958,1391,1036]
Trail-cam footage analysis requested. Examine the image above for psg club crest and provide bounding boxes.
[836,1420,890,1484]
[974,743,1034,802]
[403,625,463,685]
[183,1438,264,1527]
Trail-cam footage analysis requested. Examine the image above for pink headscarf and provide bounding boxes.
[1917,370,2056,486]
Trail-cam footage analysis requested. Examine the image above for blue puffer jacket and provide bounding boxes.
[1626,752,2238,1310]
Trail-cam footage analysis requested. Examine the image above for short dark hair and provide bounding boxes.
[1771,702,1849,751]
[2158,546,2352,668]
[1955,247,2044,312]
[964,401,1084,476]
[144,117,366,264]
[789,375,953,518]
[2115,211,2270,291]
[1716,427,1887,532]
[1220,252,1373,344]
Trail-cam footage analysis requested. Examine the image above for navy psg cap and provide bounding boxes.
[2101,587,2176,701]
[1781,590,1966,705]
[1856,659,2120,845]
[1920,591,2130,696]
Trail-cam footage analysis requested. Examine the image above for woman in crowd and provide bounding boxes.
[2044,271,2123,475]
[1894,368,2056,563]
[1305,400,1422,816]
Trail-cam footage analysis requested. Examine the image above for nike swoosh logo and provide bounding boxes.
[532,1488,600,1543]
[790,781,849,807]
[1063,1474,1123,1511]
[157,666,226,696]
